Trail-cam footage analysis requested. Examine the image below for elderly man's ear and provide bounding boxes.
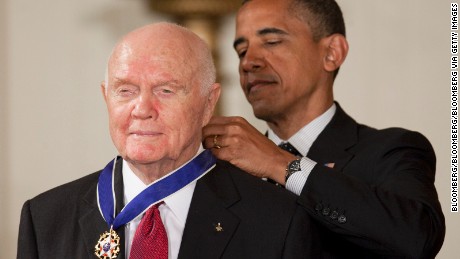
[100,81,108,103]
[322,34,349,73]
[203,83,221,126]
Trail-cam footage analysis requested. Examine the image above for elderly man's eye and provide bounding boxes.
[118,88,135,95]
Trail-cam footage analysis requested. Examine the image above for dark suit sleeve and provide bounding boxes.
[299,130,445,258]
[17,200,39,259]
[282,205,321,259]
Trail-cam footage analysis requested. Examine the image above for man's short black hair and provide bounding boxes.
[290,0,346,42]
[242,0,346,42]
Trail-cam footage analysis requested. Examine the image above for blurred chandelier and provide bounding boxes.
[149,0,241,55]
[149,0,242,17]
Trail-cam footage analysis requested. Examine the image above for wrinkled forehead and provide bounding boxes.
[112,35,193,63]
[108,39,194,81]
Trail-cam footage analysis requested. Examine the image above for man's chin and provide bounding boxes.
[123,148,165,165]
[252,104,276,122]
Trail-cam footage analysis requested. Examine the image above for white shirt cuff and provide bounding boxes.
[285,157,316,195]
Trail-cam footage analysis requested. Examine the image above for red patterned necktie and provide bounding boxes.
[129,203,168,259]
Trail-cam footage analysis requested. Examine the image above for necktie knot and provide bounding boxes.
[138,204,162,236]
[130,202,168,259]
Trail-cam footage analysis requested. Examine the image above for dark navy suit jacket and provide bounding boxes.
[298,103,445,258]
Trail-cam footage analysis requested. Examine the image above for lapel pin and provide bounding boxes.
[215,223,223,232]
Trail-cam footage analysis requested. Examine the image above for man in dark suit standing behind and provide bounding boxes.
[17,22,318,259]
[203,0,445,258]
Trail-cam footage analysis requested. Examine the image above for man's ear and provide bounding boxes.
[322,34,349,73]
[101,81,108,103]
[202,83,221,126]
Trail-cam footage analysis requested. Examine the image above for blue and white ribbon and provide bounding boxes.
[97,149,216,229]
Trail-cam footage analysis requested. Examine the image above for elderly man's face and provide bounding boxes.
[103,39,213,166]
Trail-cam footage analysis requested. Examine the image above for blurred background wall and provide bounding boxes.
[1,0,457,258]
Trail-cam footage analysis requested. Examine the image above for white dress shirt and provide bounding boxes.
[123,147,206,259]
[268,104,336,195]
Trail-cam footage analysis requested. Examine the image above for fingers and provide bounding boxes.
[202,116,290,181]
[203,134,224,149]
[203,116,242,144]
[202,117,228,140]
[208,116,247,125]
[203,116,252,137]
[203,116,248,148]
[213,135,222,149]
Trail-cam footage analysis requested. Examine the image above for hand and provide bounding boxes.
[202,116,297,185]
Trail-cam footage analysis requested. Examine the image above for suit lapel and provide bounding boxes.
[78,158,241,258]
[79,157,126,259]
[178,161,241,259]
[308,103,357,172]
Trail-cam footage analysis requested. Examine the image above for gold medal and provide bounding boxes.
[94,227,120,259]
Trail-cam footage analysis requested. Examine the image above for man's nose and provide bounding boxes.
[132,94,158,120]
[240,46,265,72]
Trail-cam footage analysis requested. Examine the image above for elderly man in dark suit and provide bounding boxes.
[202,0,445,258]
[17,22,319,259]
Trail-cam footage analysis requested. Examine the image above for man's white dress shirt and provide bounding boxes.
[123,147,206,259]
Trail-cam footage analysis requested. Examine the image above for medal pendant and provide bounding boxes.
[94,227,120,259]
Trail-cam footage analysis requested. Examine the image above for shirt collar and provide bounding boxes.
[268,103,336,156]
[122,146,204,225]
